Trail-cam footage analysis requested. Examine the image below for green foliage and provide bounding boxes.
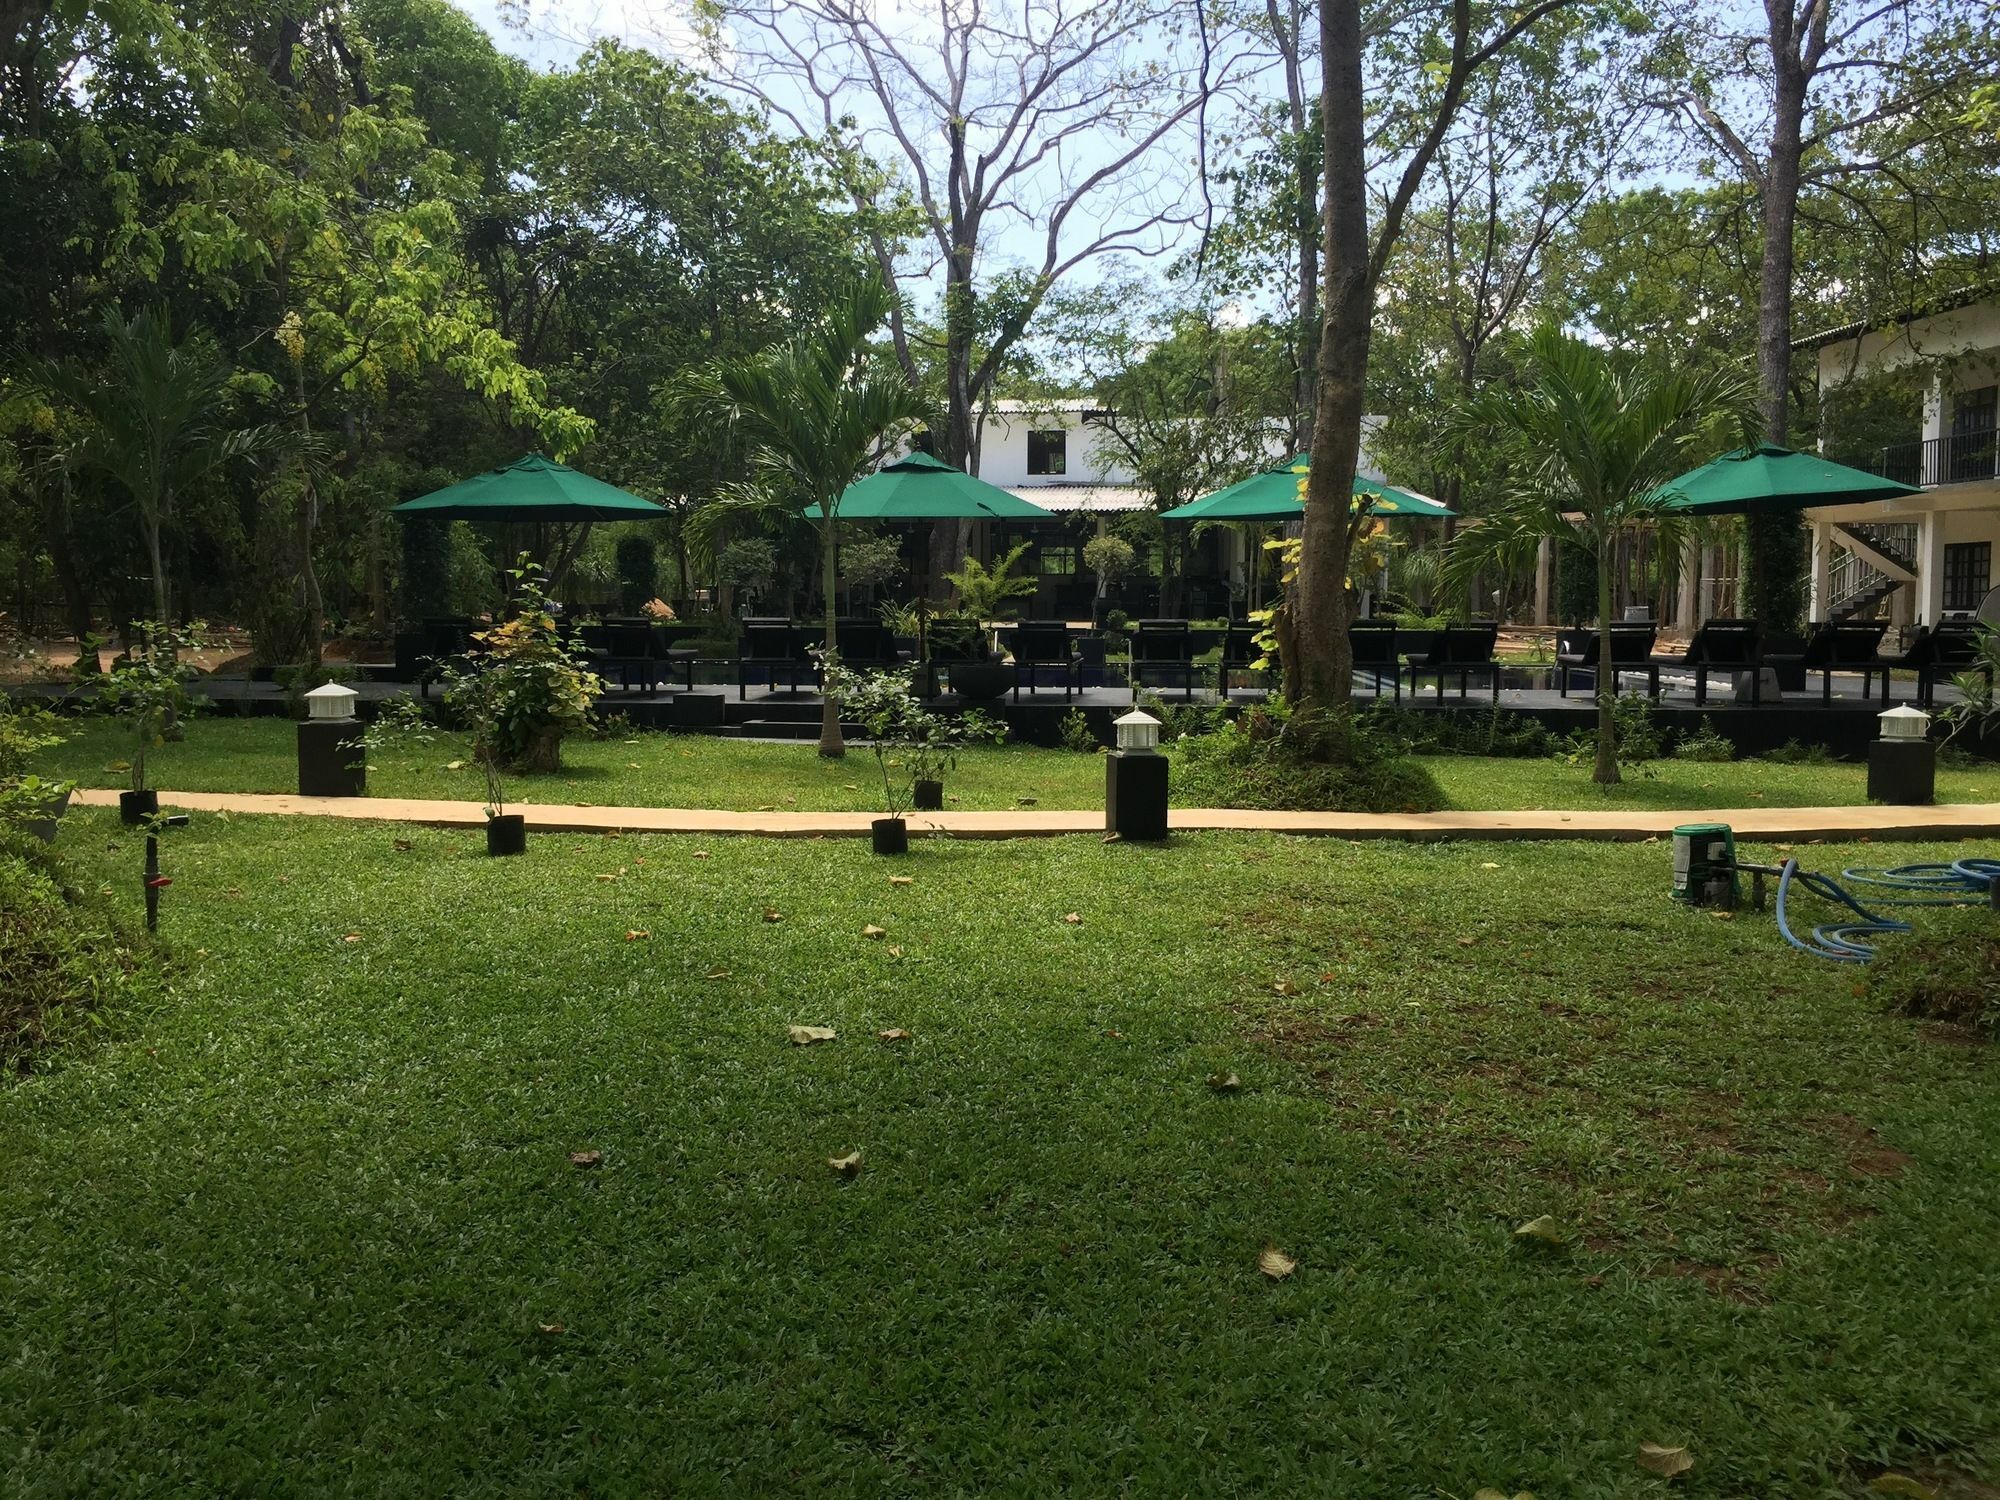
[92,621,203,794]
[837,531,904,594]
[716,538,780,608]
[400,518,452,621]
[1871,907,2000,1035]
[1361,701,1556,759]
[1673,718,1737,763]
[1082,533,1136,590]
[442,560,601,787]
[1939,628,1999,743]
[0,703,72,828]
[1764,739,1837,766]
[943,542,1040,622]
[1170,701,1446,813]
[614,534,658,613]
[0,831,149,1073]
[1557,694,1662,775]
[825,666,1005,815]
[1058,708,1099,754]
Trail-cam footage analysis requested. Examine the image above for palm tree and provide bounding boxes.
[689,277,923,757]
[1440,326,1753,785]
[30,305,275,627]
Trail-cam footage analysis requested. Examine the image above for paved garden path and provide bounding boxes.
[71,788,2000,843]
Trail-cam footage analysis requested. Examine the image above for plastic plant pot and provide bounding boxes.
[486,813,527,856]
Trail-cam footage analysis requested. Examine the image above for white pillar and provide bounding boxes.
[1534,537,1552,625]
[1808,519,1832,624]
[1675,535,1699,632]
[1915,510,1947,625]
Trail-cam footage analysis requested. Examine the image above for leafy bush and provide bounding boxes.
[1557,693,1660,774]
[1,833,148,1073]
[1764,739,1836,766]
[1169,702,1446,813]
[826,666,1005,815]
[944,542,1039,621]
[1058,708,1099,754]
[448,561,600,776]
[1673,717,1736,762]
[1,701,71,825]
[92,621,203,794]
[1871,907,1999,1035]
[1361,700,1556,758]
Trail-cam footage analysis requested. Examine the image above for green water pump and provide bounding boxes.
[1672,822,1739,908]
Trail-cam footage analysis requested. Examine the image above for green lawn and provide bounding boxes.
[3,815,1997,1494]
[34,715,2000,812]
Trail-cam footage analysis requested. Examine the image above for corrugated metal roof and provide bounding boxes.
[1792,283,1998,351]
[1003,484,1152,513]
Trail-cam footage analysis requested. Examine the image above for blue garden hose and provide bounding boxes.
[1775,856,2000,963]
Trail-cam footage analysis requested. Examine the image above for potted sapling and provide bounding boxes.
[361,694,523,856]
[93,621,202,825]
[905,700,1005,810]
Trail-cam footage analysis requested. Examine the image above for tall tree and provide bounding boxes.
[1650,0,1999,625]
[696,0,1237,579]
[689,277,923,758]
[1441,326,1753,783]
[1291,0,1585,738]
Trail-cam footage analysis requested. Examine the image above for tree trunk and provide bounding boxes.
[143,512,169,626]
[1292,0,1370,738]
[1593,535,1620,785]
[818,522,844,758]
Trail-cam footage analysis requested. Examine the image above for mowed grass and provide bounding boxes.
[2,814,1997,1495]
[34,715,2000,812]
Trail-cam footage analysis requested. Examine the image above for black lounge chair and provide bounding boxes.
[1556,623,1661,700]
[1797,621,1890,704]
[829,620,905,671]
[1651,619,1764,706]
[1131,618,1203,700]
[1347,621,1400,701]
[1891,621,1993,707]
[417,616,479,697]
[1403,622,1500,701]
[588,620,661,692]
[1010,623,1080,700]
[736,620,817,698]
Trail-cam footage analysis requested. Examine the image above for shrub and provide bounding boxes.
[1169,703,1446,813]
[1673,717,1736,762]
[1765,738,1835,766]
[1871,907,1999,1035]
[1058,708,1098,753]
[1361,700,1555,758]
[1,833,149,1073]
[448,560,600,776]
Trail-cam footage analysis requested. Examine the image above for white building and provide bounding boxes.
[1799,290,2000,626]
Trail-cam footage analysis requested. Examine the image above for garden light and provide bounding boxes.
[298,683,366,798]
[1867,703,1934,805]
[1114,708,1161,753]
[304,683,360,720]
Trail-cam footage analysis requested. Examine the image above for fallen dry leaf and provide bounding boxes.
[393,838,413,852]
[787,1025,836,1045]
[1636,1443,1693,1479]
[705,969,731,980]
[595,873,618,883]
[1513,1215,1564,1246]
[1272,979,1300,996]
[763,906,783,922]
[623,929,650,942]
[1062,912,1083,925]
[569,1151,602,1168]
[755,804,777,812]
[1101,832,1120,843]
[828,1150,863,1177]
[878,1028,912,1042]
[887,875,914,886]
[445,759,466,770]
[342,933,362,943]
[1257,1245,1298,1280]
[537,1322,566,1336]
[1457,936,1477,946]
[1102,1028,1124,1040]
[1207,1072,1242,1092]
[692,850,710,859]
[1017,795,1038,805]
[886,944,905,957]
[862,924,887,939]
[1472,1491,1538,1500]
[626,762,640,769]
[1480,861,1500,869]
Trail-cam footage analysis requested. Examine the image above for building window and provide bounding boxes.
[1038,544,1078,577]
[1942,541,1990,612]
[1027,429,1067,476]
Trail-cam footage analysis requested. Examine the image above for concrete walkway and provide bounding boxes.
[70,788,2000,843]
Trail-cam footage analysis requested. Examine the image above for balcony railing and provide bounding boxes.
[1870,431,2000,488]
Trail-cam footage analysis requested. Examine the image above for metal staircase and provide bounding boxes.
[1827,522,1917,622]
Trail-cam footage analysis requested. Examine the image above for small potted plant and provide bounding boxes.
[362,695,525,856]
[92,621,202,824]
[0,702,74,843]
[463,559,602,773]
[827,666,1001,851]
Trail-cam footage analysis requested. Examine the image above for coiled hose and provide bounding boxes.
[1776,856,2000,963]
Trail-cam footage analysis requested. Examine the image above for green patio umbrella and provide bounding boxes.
[804,452,1058,520]
[393,454,665,592]
[1654,444,1922,515]
[393,453,667,522]
[1161,456,1456,522]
